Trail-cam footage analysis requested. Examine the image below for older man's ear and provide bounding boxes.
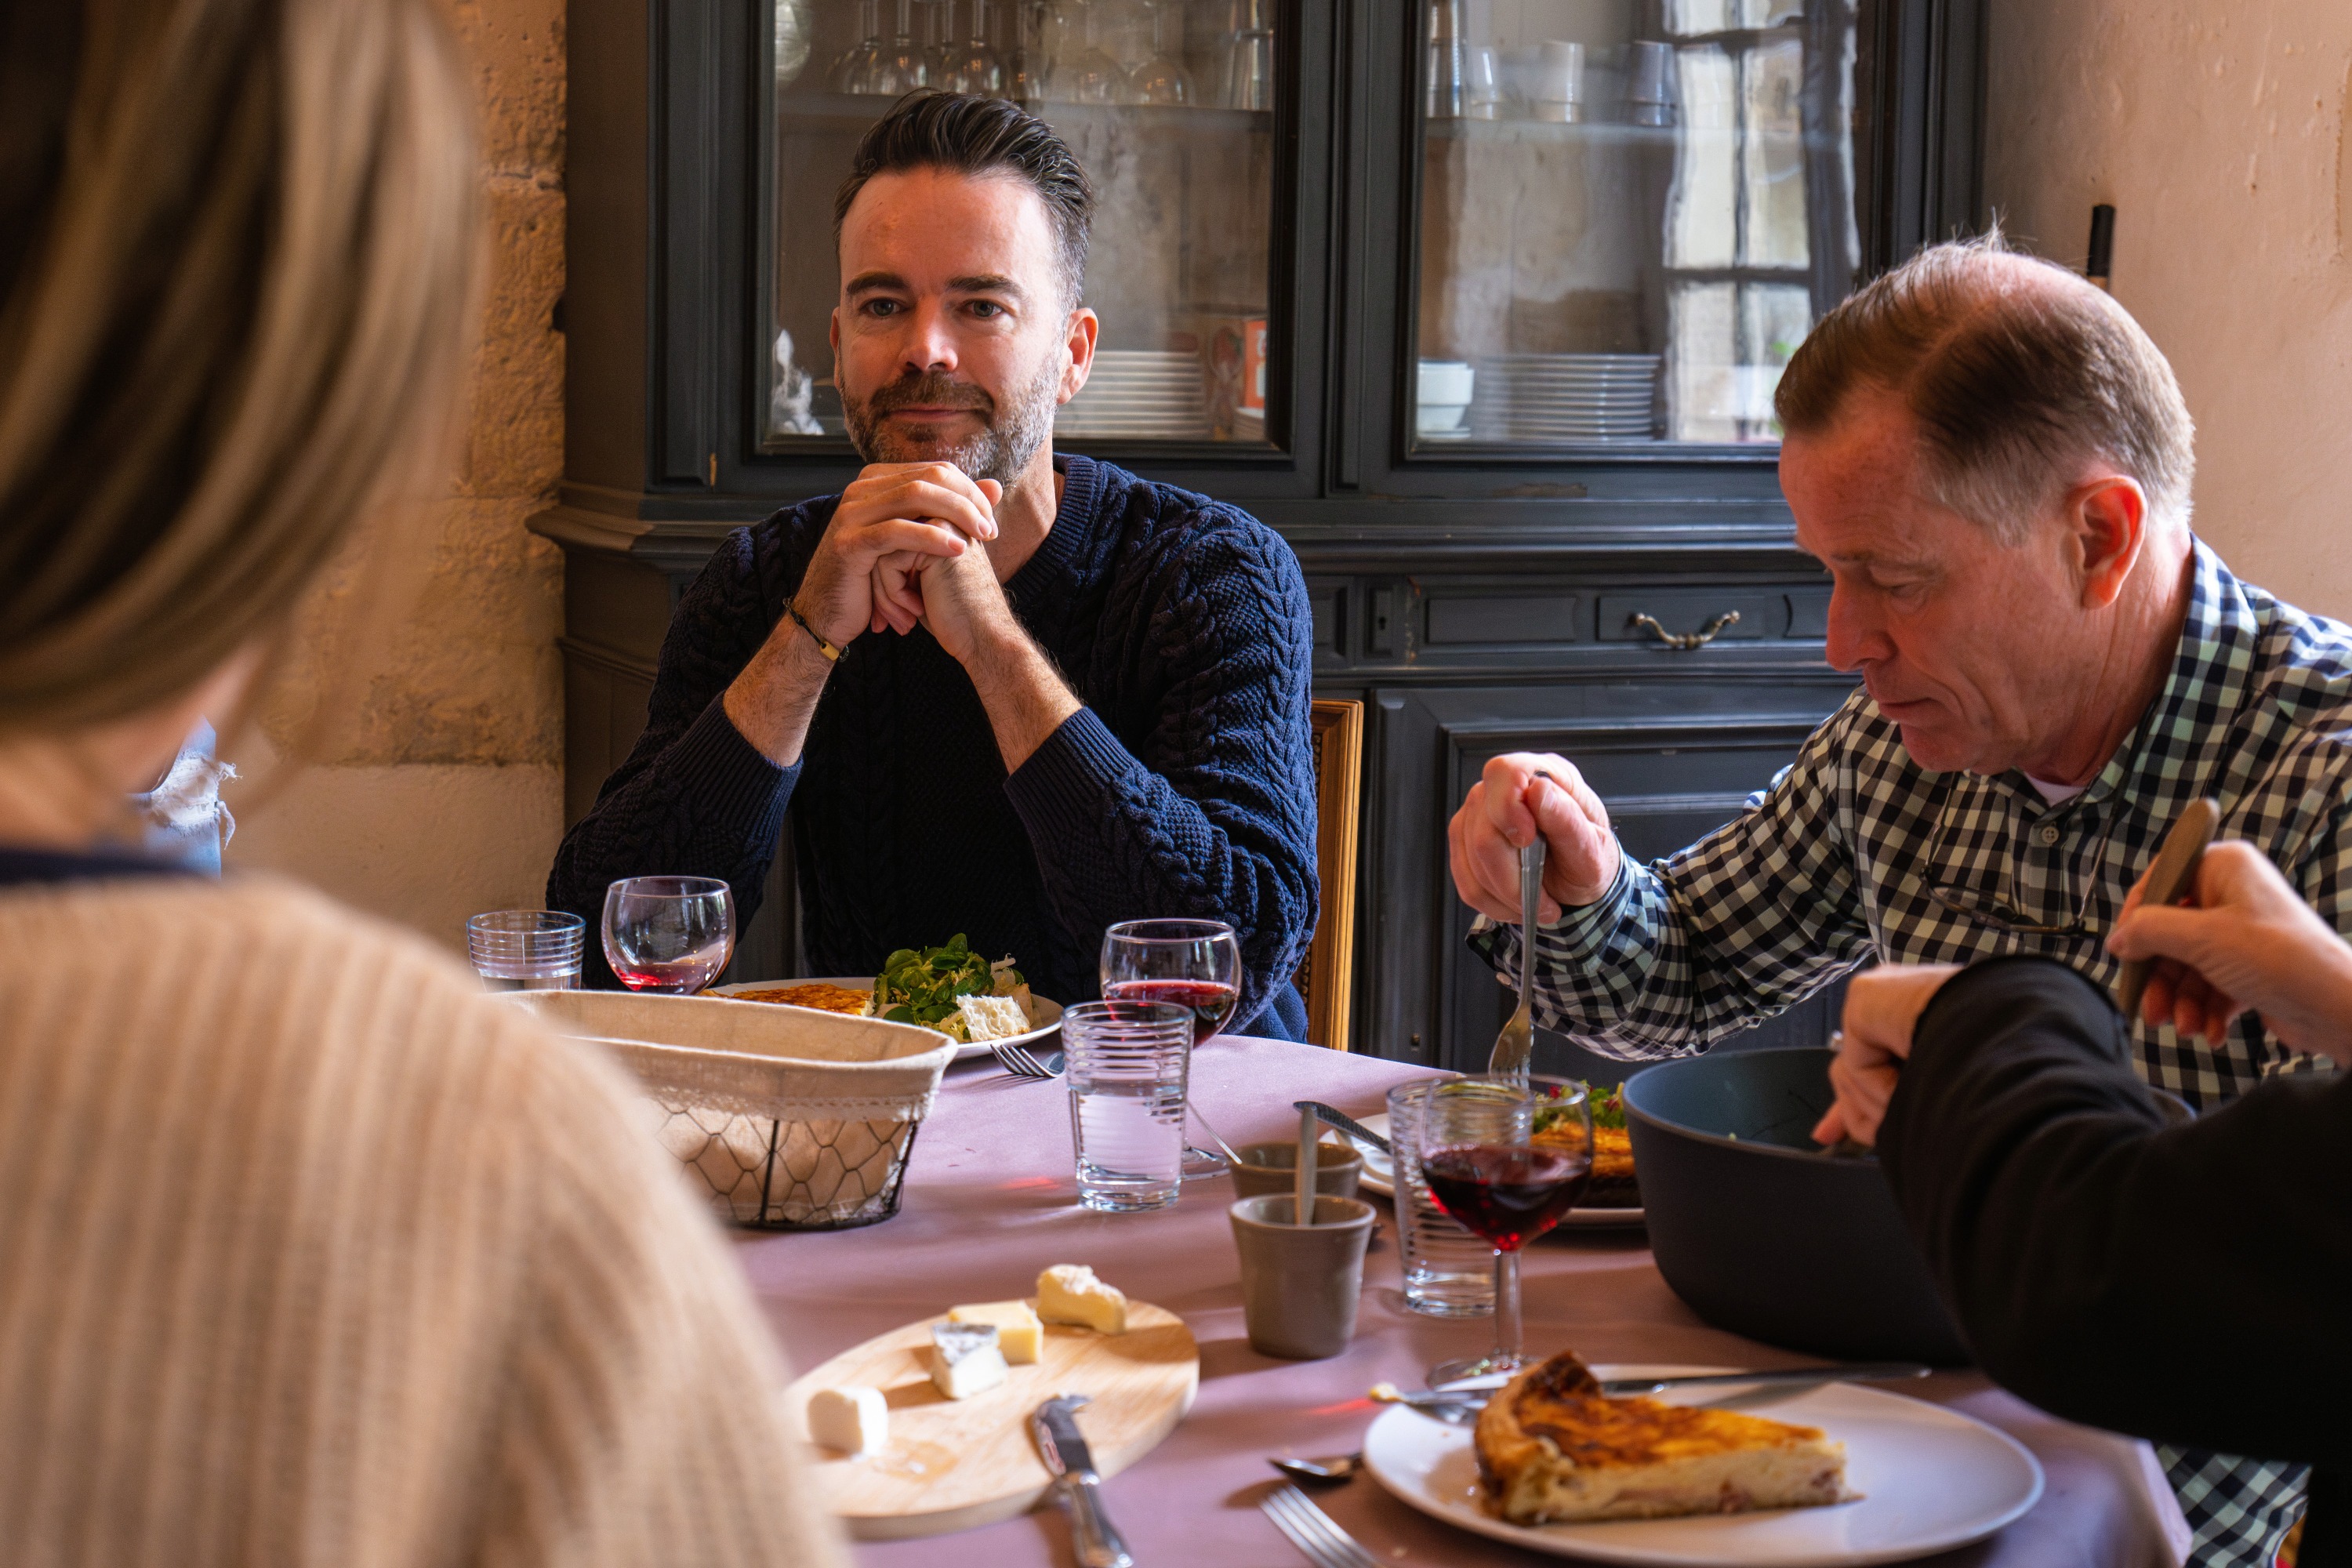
[2066,473,2154,610]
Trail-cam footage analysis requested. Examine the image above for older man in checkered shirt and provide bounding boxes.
[1452,238,2350,1566]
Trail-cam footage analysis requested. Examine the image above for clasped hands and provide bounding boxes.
[793,461,1014,665]
[1813,840,2352,1149]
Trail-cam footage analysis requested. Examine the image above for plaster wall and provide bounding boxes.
[227,0,568,950]
[1984,0,2352,618]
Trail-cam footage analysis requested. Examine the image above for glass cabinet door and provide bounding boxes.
[1413,0,1858,451]
[767,0,1283,450]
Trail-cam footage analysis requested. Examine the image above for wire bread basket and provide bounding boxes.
[511,990,956,1230]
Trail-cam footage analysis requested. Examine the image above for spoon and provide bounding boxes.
[1269,1453,1363,1484]
[1488,838,1543,1080]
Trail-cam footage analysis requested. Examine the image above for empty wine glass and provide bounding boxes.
[1007,0,1048,99]
[601,876,735,995]
[921,0,957,81]
[829,0,887,91]
[1058,0,1135,103]
[855,0,930,93]
[1102,917,1241,1178]
[942,0,1007,93]
[1127,0,1192,104]
[1414,1075,1592,1386]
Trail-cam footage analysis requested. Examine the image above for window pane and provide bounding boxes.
[768,0,1281,449]
[1414,0,1860,452]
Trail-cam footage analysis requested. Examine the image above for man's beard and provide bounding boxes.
[840,357,1061,484]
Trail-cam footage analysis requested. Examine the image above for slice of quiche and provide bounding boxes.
[1475,1351,1855,1525]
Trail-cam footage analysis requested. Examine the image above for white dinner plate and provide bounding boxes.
[1363,1367,2044,1565]
[1345,1112,1645,1229]
[708,976,1063,1062]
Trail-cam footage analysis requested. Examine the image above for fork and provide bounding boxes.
[1486,837,1544,1080]
[1260,1483,1382,1568]
[989,1041,1056,1080]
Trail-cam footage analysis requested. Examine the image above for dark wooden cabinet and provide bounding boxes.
[541,0,1983,1054]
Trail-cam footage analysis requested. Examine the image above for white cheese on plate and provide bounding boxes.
[956,993,1031,1041]
[929,1322,1009,1399]
[1036,1264,1127,1334]
[806,1386,887,1454]
[947,1299,1043,1363]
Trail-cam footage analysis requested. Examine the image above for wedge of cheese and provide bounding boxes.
[1036,1264,1127,1334]
[806,1386,887,1454]
[929,1322,1009,1399]
[948,1299,1044,1363]
[956,993,1032,1042]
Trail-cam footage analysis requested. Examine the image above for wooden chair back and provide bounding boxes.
[1292,699,1363,1049]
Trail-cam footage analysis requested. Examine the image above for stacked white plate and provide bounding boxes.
[1056,350,1212,441]
[1470,353,1661,443]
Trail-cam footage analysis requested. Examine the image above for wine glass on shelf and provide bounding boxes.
[942,0,1007,94]
[830,0,887,91]
[856,0,930,93]
[1101,917,1241,1178]
[1414,1075,1592,1386]
[1058,0,1136,103]
[601,876,735,996]
[922,0,957,82]
[1127,0,1193,105]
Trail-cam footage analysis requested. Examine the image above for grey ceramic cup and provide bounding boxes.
[1229,1194,1377,1359]
[1229,1140,1364,1202]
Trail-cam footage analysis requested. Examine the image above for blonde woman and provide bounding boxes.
[0,4,841,1564]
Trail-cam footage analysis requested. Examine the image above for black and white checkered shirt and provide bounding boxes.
[1474,542,2343,1566]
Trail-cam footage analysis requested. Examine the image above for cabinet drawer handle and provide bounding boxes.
[1628,610,1740,650]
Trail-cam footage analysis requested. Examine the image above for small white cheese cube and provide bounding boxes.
[948,1299,1044,1363]
[1036,1264,1127,1334]
[806,1386,887,1454]
[930,1322,1009,1399]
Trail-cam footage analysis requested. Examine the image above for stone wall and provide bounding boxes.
[1983,0,2352,619]
[227,0,569,949]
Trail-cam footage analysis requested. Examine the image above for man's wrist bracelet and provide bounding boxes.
[786,601,842,662]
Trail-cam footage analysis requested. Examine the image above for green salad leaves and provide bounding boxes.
[873,935,1024,1030]
[1535,1081,1626,1135]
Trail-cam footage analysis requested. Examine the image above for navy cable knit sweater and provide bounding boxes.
[546,456,1319,1038]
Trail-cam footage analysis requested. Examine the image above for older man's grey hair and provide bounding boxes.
[1773,230,2196,545]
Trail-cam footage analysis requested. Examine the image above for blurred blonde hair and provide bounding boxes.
[0,0,483,746]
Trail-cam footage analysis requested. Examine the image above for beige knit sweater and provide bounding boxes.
[0,877,847,1568]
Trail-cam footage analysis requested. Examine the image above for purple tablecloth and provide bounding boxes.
[739,1037,2190,1566]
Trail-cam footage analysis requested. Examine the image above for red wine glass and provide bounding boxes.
[1100,918,1243,1178]
[1414,1074,1592,1386]
[601,875,735,994]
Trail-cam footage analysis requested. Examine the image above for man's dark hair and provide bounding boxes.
[834,93,1094,308]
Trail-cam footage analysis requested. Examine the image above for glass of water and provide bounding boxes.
[1062,999,1192,1212]
[600,876,734,995]
[1386,1079,1498,1318]
[467,909,586,991]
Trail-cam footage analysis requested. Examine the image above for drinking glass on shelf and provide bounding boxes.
[1101,917,1240,1178]
[921,0,957,81]
[1217,5,1274,111]
[601,876,735,996]
[1063,999,1192,1211]
[1414,1075,1592,1385]
[467,909,585,992]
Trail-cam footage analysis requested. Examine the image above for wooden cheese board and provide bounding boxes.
[783,1298,1198,1541]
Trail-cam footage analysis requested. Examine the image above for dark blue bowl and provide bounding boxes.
[1622,1046,1971,1367]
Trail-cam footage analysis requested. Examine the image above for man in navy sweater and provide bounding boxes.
[548,93,1318,1036]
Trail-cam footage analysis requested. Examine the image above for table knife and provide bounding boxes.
[1032,1394,1134,1568]
[1374,1362,1933,1422]
[1295,1101,1391,1158]
[2114,797,2220,1022]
